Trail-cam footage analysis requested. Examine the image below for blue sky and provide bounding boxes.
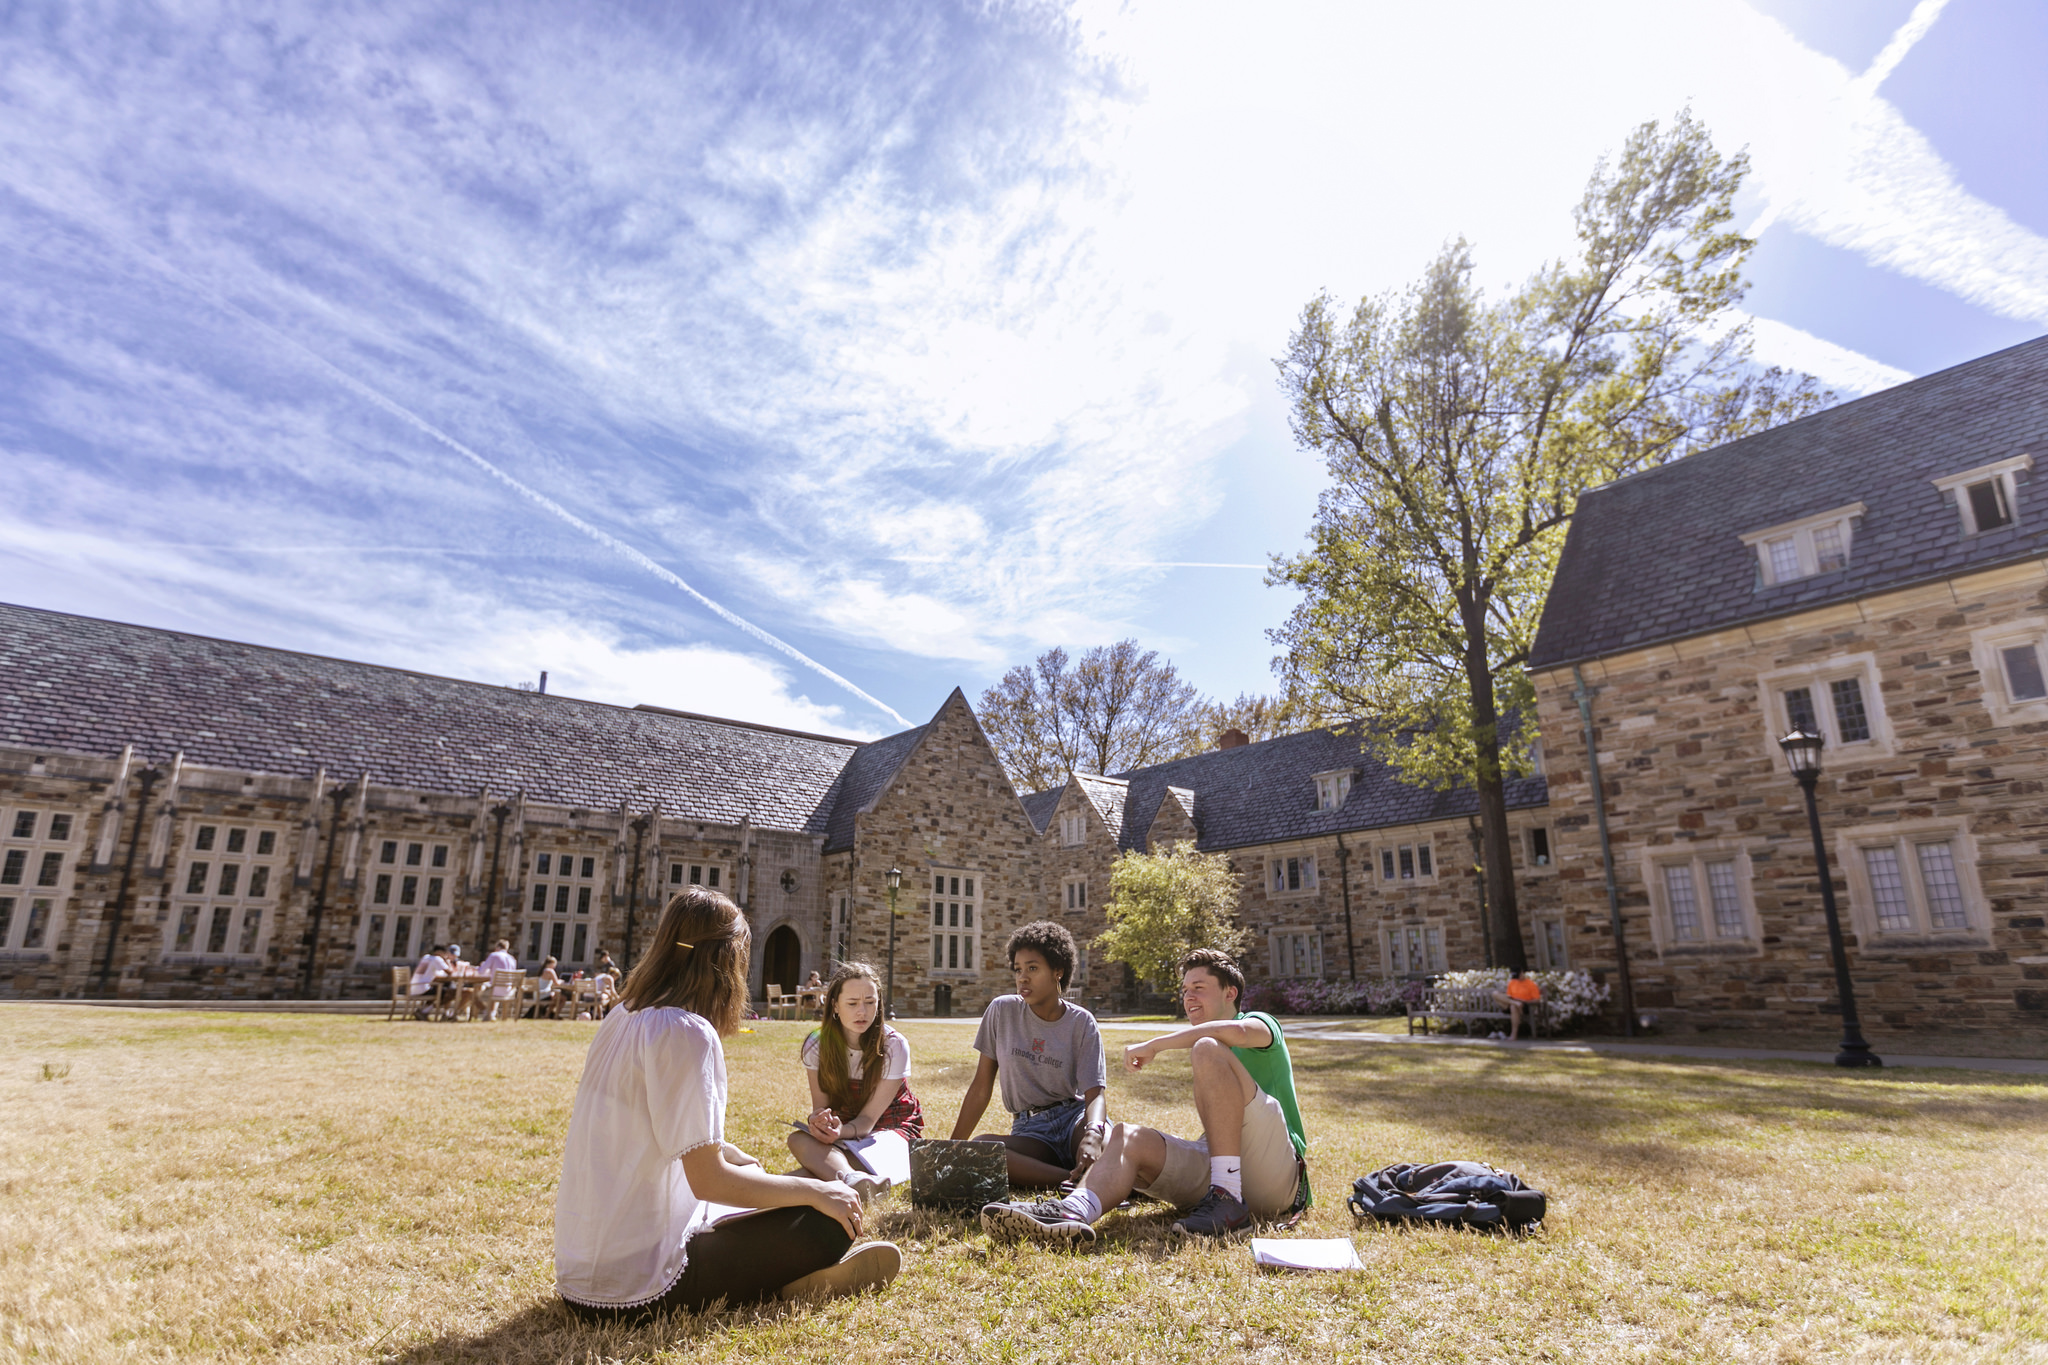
[3,0,2044,740]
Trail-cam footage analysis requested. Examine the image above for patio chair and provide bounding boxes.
[486,969,525,1022]
[765,984,801,1021]
[385,965,412,1021]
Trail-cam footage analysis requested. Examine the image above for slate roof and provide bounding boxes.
[817,721,930,853]
[1094,728,1546,855]
[1073,773,1130,843]
[1531,334,2048,670]
[0,601,868,834]
[1019,786,1063,835]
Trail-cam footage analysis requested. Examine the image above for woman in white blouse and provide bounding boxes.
[554,888,903,1318]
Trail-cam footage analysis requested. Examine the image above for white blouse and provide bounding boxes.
[800,1027,911,1083]
[554,1006,726,1307]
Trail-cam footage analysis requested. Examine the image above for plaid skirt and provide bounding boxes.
[838,1083,924,1139]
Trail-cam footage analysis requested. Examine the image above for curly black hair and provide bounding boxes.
[1006,919,1077,991]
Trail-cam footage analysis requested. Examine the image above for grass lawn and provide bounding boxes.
[2,1006,2044,1364]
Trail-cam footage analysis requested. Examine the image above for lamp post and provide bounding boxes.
[883,865,902,1020]
[1778,728,1882,1069]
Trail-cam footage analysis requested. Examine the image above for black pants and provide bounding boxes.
[563,1206,851,1322]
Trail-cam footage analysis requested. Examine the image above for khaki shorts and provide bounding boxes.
[1138,1086,1300,1216]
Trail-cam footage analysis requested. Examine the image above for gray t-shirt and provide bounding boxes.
[972,995,1108,1114]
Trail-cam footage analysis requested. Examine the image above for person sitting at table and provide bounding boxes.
[441,943,486,1022]
[480,938,520,1020]
[554,886,903,1319]
[530,956,561,1019]
[788,962,924,1199]
[408,943,451,1020]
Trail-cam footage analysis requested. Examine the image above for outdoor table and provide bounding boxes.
[796,988,826,1016]
[432,973,488,1019]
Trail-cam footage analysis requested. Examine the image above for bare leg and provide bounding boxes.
[1189,1036,1258,1159]
[788,1131,855,1181]
[1078,1123,1167,1213]
[1508,1001,1524,1041]
[972,1133,1073,1188]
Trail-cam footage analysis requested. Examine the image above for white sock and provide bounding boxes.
[1058,1188,1104,1223]
[1209,1157,1243,1201]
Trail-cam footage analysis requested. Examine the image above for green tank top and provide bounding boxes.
[1232,1009,1311,1205]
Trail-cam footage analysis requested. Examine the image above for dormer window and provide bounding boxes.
[1312,769,1355,811]
[1739,503,1864,586]
[1932,455,2029,536]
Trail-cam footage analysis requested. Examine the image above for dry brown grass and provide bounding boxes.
[1,1005,2043,1364]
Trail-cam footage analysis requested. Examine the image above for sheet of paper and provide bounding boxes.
[838,1129,912,1185]
[1249,1237,1363,1272]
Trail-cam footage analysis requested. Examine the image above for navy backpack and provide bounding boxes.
[1347,1161,1547,1232]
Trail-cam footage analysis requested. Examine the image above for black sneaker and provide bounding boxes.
[980,1198,1097,1246]
[1171,1186,1251,1238]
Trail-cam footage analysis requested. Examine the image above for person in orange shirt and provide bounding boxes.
[1493,970,1542,1041]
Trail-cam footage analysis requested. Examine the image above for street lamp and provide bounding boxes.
[1778,727,1882,1069]
[883,866,903,1020]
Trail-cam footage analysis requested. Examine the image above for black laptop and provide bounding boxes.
[908,1138,1010,1211]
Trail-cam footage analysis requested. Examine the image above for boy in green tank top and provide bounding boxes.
[981,948,1309,1244]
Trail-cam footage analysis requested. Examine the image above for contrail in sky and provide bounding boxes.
[43,206,912,728]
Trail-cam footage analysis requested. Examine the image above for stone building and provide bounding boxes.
[1019,730,1553,1010]
[0,603,1545,1011]
[1529,335,2048,1036]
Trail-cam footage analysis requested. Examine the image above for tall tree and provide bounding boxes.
[979,640,1208,791]
[1270,112,1832,970]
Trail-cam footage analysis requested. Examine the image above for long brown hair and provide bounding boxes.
[814,961,887,1113]
[618,887,751,1033]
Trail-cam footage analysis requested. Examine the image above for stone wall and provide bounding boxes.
[1532,559,2048,1036]
[831,691,1042,1019]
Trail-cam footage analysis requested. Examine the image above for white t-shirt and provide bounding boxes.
[409,954,448,995]
[482,949,519,996]
[801,1028,911,1085]
[554,1007,726,1308]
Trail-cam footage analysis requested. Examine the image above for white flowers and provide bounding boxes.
[1437,968,1611,1023]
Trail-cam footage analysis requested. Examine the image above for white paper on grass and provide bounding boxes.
[1249,1237,1363,1272]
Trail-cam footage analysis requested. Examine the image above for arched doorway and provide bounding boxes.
[762,924,803,998]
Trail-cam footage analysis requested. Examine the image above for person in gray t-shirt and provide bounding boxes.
[950,921,1109,1188]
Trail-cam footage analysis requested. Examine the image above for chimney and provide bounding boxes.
[1217,728,1250,750]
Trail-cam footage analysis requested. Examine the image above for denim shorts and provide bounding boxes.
[1009,1097,1088,1169]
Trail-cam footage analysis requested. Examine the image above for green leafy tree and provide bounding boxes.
[1094,843,1250,998]
[1202,688,1328,747]
[1270,111,1832,970]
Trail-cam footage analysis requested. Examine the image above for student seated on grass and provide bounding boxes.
[1492,969,1541,1041]
[981,948,1309,1243]
[788,962,925,1199]
[554,887,903,1320]
[950,921,1108,1188]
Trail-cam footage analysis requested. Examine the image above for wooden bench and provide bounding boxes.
[1406,985,1552,1037]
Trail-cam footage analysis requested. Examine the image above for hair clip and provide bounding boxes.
[675,940,694,950]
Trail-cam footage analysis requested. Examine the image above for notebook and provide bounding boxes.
[785,1122,915,1188]
[1249,1237,1364,1272]
[908,1138,1010,1211]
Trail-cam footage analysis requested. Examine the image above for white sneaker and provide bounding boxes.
[778,1241,903,1301]
[841,1170,890,1202]
[1488,1031,1506,1040]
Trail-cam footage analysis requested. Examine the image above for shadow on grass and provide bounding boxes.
[386,1289,870,1365]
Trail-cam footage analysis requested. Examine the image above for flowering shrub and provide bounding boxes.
[1436,968,1610,1025]
[1241,976,1429,1016]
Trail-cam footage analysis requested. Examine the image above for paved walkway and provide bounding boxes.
[897,1015,2048,1075]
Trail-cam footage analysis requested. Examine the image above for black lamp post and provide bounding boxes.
[1778,728,1882,1069]
[883,865,902,1020]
